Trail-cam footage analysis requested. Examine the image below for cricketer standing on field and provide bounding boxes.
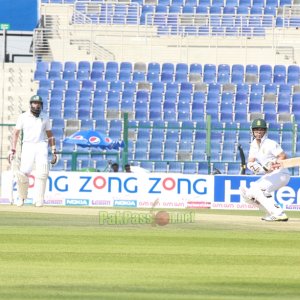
[239,118,290,222]
[8,95,57,207]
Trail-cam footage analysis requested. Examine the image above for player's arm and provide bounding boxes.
[11,128,20,151]
[268,151,287,170]
[46,130,57,165]
[8,128,20,163]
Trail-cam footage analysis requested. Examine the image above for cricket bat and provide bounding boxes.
[279,157,300,168]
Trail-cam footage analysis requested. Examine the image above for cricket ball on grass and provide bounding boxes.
[155,211,170,226]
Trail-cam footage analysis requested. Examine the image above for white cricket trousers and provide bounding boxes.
[252,169,290,193]
[20,142,49,175]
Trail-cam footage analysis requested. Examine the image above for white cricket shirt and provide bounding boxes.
[249,135,286,167]
[15,111,51,143]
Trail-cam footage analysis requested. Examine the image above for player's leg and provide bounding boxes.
[239,185,265,211]
[256,171,290,221]
[33,143,49,207]
[15,171,29,206]
[17,144,35,206]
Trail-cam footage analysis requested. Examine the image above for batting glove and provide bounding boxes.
[247,161,265,175]
[8,149,16,164]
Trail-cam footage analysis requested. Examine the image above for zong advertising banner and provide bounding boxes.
[1,172,300,210]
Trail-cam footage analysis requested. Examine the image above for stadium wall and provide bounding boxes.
[1,171,300,211]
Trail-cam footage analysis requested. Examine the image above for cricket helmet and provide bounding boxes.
[251,118,267,130]
[30,95,43,105]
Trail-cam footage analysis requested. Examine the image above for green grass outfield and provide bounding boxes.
[0,207,300,300]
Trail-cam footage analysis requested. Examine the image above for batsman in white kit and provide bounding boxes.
[8,95,57,207]
[239,118,290,222]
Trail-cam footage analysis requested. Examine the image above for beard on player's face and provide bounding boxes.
[30,102,42,117]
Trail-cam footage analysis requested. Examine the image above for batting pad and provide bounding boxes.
[34,163,49,206]
[252,188,283,216]
[16,171,29,200]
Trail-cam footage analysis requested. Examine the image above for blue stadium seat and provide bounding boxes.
[92,61,105,73]
[221,92,234,103]
[95,80,108,92]
[50,61,63,72]
[175,72,188,82]
[232,64,244,76]
[162,62,175,74]
[180,82,193,93]
[274,64,287,76]
[51,88,64,101]
[207,91,220,103]
[77,70,90,80]
[82,79,95,91]
[106,61,119,73]
[250,6,263,14]
[235,91,249,104]
[279,83,292,95]
[34,70,47,81]
[148,62,161,74]
[227,163,241,175]
[246,64,258,75]
[78,61,91,72]
[263,102,276,114]
[208,82,221,94]
[168,161,182,173]
[231,73,244,84]
[63,70,76,80]
[133,71,146,82]
[91,70,103,81]
[39,79,52,90]
[277,92,291,105]
[277,102,290,114]
[288,65,300,76]
[234,111,248,122]
[165,82,178,93]
[251,83,264,94]
[273,73,286,84]
[147,72,159,83]
[177,64,188,75]
[249,92,263,104]
[105,70,118,81]
[65,89,77,102]
[110,80,123,92]
[189,63,202,75]
[287,73,300,85]
[259,73,272,84]
[168,4,182,14]
[236,83,249,94]
[63,107,77,119]
[48,70,61,80]
[249,102,262,112]
[64,61,77,72]
[36,61,49,72]
[264,83,277,94]
[217,73,230,84]
[161,72,174,83]
[93,89,107,105]
[264,6,277,16]
[177,110,191,121]
[53,79,66,90]
[119,70,131,81]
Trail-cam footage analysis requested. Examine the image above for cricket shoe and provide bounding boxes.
[261,213,288,222]
[16,198,24,207]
